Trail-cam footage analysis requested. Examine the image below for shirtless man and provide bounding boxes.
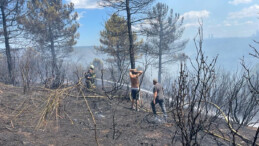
[129,69,143,111]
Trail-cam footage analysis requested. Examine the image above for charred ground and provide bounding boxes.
[0,83,258,146]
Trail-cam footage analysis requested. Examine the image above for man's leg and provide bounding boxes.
[131,89,135,109]
[151,100,157,115]
[86,80,91,89]
[131,99,135,109]
[136,99,140,111]
[158,99,167,120]
[136,91,140,111]
[91,81,96,89]
[89,82,93,89]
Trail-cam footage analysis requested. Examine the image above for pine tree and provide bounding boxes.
[101,0,154,69]
[19,0,79,87]
[144,3,188,83]
[0,0,24,84]
[96,14,141,73]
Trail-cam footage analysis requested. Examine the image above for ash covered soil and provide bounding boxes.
[0,83,258,146]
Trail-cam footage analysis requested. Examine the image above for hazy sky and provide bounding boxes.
[64,0,259,46]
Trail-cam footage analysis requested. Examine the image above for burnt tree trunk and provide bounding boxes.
[1,5,14,84]
[158,15,163,83]
[126,0,135,69]
[49,25,61,88]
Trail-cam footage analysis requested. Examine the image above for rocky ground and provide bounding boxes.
[0,83,258,146]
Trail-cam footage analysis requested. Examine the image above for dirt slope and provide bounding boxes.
[0,83,257,146]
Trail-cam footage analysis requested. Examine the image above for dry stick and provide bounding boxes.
[10,97,30,127]
[64,111,74,125]
[64,93,120,98]
[56,93,59,131]
[36,87,61,129]
[82,93,99,146]
[204,130,242,146]
[11,95,28,115]
[78,79,100,146]
[204,101,259,146]
[112,112,116,140]
[253,127,259,146]
[13,105,30,119]
[10,120,14,128]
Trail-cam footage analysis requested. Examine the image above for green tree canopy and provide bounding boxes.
[19,0,79,87]
[144,3,188,82]
[100,0,154,69]
[96,13,142,72]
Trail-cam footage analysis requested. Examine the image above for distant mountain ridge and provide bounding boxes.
[69,36,259,72]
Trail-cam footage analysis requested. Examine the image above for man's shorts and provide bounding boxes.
[131,88,139,100]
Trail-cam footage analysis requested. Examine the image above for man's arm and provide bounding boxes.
[84,72,88,78]
[85,71,93,79]
[153,91,157,104]
[137,71,143,76]
[153,86,157,104]
[88,74,95,79]
[129,69,133,78]
[129,69,136,78]
[92,73,96,78]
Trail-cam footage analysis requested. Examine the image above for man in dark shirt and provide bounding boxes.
[151,79,167,121]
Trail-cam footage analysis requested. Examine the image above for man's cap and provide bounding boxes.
[90,65,94,69]
[153,79,158,83]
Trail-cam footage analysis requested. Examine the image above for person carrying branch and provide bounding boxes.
[85,65,96,90]
[151,79,167,121]
[129,69,143,111]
